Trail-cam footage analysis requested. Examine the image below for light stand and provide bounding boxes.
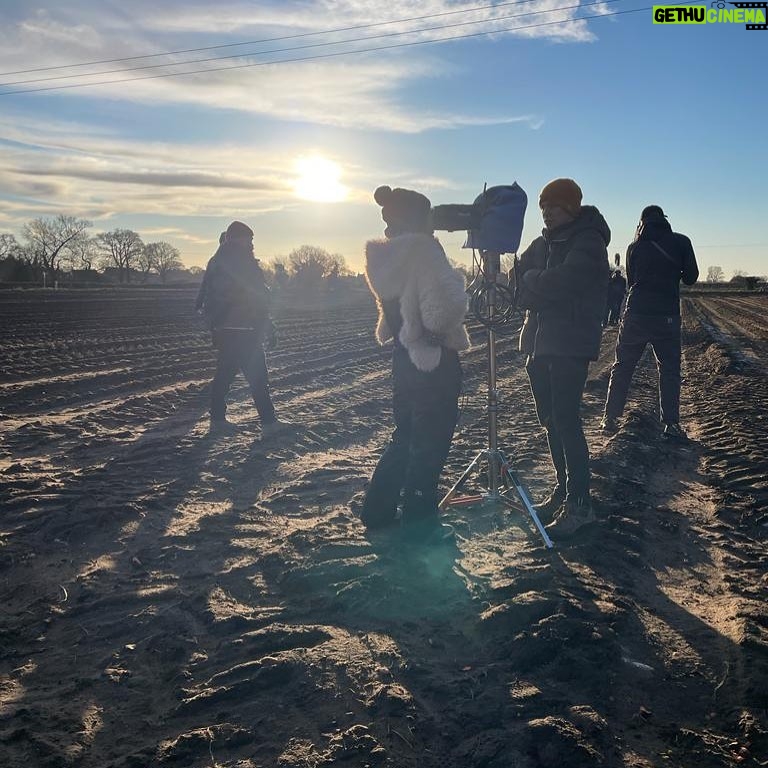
[439,250,553,549]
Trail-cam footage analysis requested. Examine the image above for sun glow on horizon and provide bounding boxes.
[293,155,348,203]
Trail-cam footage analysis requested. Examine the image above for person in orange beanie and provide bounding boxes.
[512,178,610,537]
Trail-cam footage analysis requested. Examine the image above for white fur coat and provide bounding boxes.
[365,233,471,372]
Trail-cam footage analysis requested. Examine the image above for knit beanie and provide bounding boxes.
[538,178,582,216]
[226,220,254,240]
[640,205,667,221]
[373,185,432,238]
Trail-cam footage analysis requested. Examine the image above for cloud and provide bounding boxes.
[20,166,284,190]
[0,1,580,130]
[0,114,332,229]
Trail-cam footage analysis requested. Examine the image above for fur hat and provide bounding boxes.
[538,178,582,216]
[226,220,254,240]
[640,205,667,221]
[374,185,432,238]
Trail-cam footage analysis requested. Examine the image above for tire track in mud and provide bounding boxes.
[688,294,768,371]
[2,289,767,768]
[683,296,768,527]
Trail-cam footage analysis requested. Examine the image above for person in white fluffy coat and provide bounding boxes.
[366,233,470,372]
[359,185,469,536]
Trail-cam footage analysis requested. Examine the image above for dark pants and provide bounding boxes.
[361,346,462,528]
[210,329,276,423]
[604,300,623,326]
[605,313,681,424]
[526,355,591,500]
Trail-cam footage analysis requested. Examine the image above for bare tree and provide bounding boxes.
[0,233,22,260]
[21,215,91,281]
[65,234,98,271]
[96,229,144,283]
[136,246,154,284]
[288,245,349,287]
[706,265,724,282]
[144,241,182,284]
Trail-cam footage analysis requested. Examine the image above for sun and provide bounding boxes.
[293,155,348,203]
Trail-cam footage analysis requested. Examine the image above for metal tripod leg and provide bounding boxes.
[438,249,554,549]
[440,448,554,549]
[439,451,485,509]
[498,452,553,549]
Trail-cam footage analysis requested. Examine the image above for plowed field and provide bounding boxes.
[1,287,766,768]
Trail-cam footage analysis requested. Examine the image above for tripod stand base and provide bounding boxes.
[440,449,554,549]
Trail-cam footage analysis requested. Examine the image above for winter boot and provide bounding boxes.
[546,495,596,537]
[535,484,566,525]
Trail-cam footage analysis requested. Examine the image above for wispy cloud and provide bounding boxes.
[0,1,585,129]
[0,114,343,225]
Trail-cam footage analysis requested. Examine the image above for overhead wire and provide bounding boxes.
[1,0,622,88]
[0,0,550,76]
[0,2,699,98]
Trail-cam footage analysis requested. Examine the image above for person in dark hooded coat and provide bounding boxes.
[197,221,283,435]
[360,185,470,538]
[601,205,698,439]
[514,178,610,536]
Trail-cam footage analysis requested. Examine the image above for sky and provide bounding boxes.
[0,0,766,276]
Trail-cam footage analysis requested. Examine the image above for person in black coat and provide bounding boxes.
[604,269,627,326]
[197,221,283,435]
[601,205,698,438]
[514,178,610,536]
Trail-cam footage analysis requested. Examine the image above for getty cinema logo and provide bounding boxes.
[653,1,768,28]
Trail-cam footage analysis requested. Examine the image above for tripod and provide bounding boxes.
[439,251,553,549]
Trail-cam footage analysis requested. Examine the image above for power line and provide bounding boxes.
[0,5,675,98]
[1,0,621,88]
[0,0,556,77]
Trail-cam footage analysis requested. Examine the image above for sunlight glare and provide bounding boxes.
[293,155,348,203]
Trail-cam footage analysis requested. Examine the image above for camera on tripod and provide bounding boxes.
[434,181,553,547]
[431,183,528,331]
[431,182,527,255]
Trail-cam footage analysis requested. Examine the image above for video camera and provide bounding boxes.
[431,182,528,332]
[431,182,527,255]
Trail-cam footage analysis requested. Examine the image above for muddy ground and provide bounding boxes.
[0,287,766,767]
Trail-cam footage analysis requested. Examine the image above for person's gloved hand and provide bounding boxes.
[265,320,278,350]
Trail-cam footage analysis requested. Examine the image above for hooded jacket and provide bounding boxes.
[517,205,611,360]
[624,216,698,316]
[198,240,270,330]
[365,233,470,372]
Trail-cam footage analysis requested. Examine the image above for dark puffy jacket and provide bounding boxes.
[197,241,270,330]
[517,205,611,360]
[624,217,698,316]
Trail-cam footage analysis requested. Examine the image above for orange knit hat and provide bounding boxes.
[538,178,582,216]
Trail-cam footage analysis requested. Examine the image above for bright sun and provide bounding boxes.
[293,155,348,203]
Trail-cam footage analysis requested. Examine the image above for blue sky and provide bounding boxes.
[0,0,766,275]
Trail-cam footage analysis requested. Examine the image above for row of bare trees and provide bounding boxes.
[0,216,183,284]
[266,245,352,289]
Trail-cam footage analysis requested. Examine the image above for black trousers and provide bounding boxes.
[605,313,681,425]
[604,300,623,326]
[210,329,276,423]
[361,346,462,528]
[526,355,591,500]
